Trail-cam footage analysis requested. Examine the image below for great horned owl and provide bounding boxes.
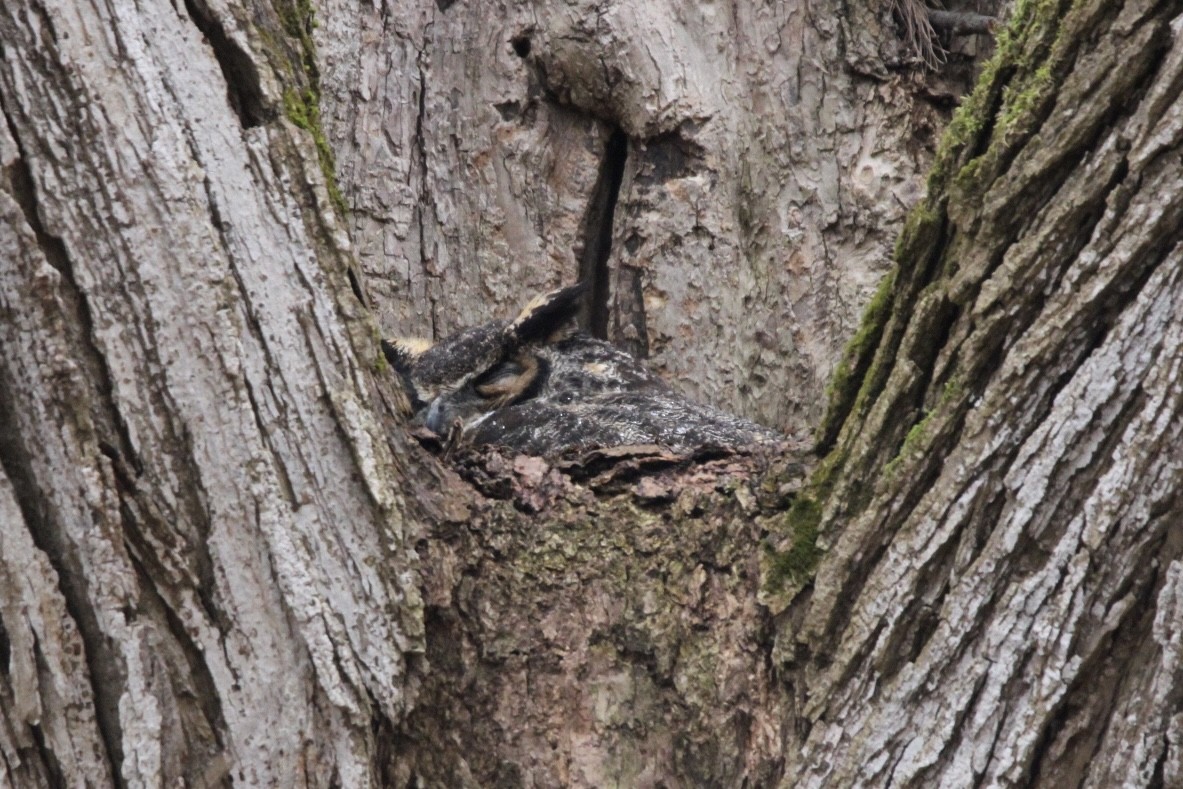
[384,284,782,456]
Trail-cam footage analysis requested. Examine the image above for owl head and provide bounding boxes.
[383,284,586,438]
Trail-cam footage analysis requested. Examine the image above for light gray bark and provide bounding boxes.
[0,2,423,784]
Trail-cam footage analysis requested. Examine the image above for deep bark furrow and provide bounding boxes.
[2,98,147,479]
[845,4,1155,463]
[973,10,1164,256]
[123,543,229,783]
[1029,528,1171,786]
[0,467,111,786]
[576,126,627,338]
[180,0,270,129]
[964,0,1118,209]
[0,244,125,789]
[0,206,131,786]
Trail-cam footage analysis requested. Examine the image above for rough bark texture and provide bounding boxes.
[315,0,983,438]
[391,446,809,788]
[10,0,1182,787]
[788,0,1183,784]
[0,2,427,784]
[374,0,1183,784]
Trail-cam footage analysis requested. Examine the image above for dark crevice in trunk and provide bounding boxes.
[28,720,65,789]
[3,125,70,278]
[577,127,627,340]
[181,0,271,128]
[0,372,125,787]
[409,54,428,190]
[0,112,128,787]
[412,54,435,322]
[124,539,230,781]
[0,606,9,676]
[347,265,368,307]
[1,107,142,476]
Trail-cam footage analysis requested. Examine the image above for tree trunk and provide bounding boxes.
[0,2,430,783]
[8,0,1181,788]
[787,0,1183,783]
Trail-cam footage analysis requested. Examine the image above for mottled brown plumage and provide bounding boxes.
[385,285,782,455]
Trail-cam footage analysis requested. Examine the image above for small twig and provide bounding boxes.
[927,10,998,36]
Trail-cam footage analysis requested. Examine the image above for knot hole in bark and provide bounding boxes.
[511,35,532,59]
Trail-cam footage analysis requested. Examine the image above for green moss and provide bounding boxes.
[883,373,964,478]
[925,67,1000,190]
[817,269,897,449]
[883,410,931,479]
[283,87,347,214]
[820,0,1075,452]
[940,373,964,404]
[928,0,1074,195]
[273,0,348,217]
[892,201,942,262]
[764,495,823,591]
[825,200,948,450]
[369,323,390,372]
[996,61,1054,139]
[764,0,1080,600]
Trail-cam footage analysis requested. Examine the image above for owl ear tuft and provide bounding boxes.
[509,283,587,344]
[382,337,434,374]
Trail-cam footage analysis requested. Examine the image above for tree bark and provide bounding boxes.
[791,0,1183,784]
[314,0,972,438]
[0,2,430,783]
[386,0,1183,784]
[8,0,1182,787]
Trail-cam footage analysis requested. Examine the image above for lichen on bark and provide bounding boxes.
[392,444,807,787]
